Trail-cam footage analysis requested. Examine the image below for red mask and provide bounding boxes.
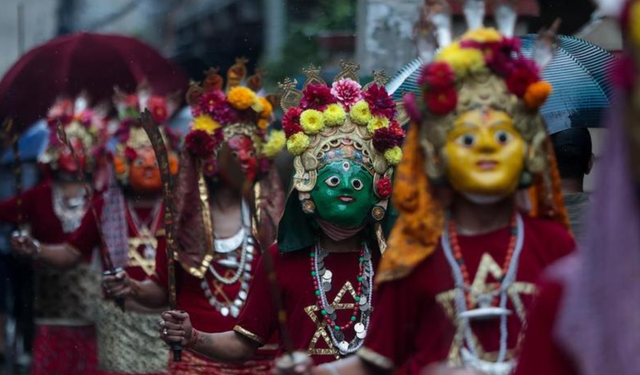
[226,135,258,182]
[57,137,86,174]
[128,147,162,193]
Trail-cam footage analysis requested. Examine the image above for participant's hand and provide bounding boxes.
[421,364,486,375]
[159,310,193,347]
[10,232,40,260]
[274,352,313,375]
[103,269,135,299]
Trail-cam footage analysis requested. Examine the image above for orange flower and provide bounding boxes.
[258,118,269,130]
[113,156,127,175]
[524,81,552,109]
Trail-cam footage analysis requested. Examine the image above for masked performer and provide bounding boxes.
[12,87,180,375]
[103,61,286,374]
[296,12,575,375]
[0,97,105,375]
[513,2,640,375]
[157,61,405,367]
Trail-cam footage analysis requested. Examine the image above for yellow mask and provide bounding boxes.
[443,107,525,198]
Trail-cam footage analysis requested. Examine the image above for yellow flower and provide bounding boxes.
[631,2,640,49]
[367,116,390,134]
[258,118,270,130]
[287,132,310,155]
[350,100,371,125]
[258,97,273,118]
[300,109,325,134]
[436,43,487,78]
[263,130,286,159]
[228,87,256,110]
[462,28,502,43]
[192,115,220,134]
[384,146,403,165]
[323,104,347,127]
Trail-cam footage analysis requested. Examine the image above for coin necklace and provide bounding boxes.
[310,242,374,355]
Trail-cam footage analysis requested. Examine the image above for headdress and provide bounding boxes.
[183,58,285,176]
[175,59,285,278]
[277,60,407,253]
[378,1,568,283]
[40,95,106,175]
[111,83,180,186]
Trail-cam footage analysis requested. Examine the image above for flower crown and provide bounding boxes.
[279,61,406,202]
[40,96,104,172]
[184,58,284,176]
[112,86,179,185]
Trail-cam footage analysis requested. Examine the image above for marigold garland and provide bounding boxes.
[323,103,347,127]
[192,115,221,134]
[300,109,325,134]
[524,81,553,109]
[350,100,372,125]
[228,87,257,110]
[367,116,390,134]
[287,132,311,155]
[263,130,286,159]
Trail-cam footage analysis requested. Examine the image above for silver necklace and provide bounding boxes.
[52,184,87,233]
[127,201,162,260]
[441,213,525,375]
[313,243,374,356]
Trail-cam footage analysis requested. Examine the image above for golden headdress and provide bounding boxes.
[378,0,568,283]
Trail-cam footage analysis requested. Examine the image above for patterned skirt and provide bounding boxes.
[168,350,273,375]
[31,324,98,375]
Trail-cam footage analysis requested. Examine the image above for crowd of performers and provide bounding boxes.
[2,1,640,375]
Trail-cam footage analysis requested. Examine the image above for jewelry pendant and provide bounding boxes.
[337,341,349,353]
[143,245,155,259]
[220,307,230,317]
[461,348,514,375]
[458,294,511,320]
[354,323,365,333]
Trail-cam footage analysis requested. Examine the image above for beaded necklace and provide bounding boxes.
[310,242,374,355]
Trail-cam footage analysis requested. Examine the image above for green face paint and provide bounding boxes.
[310,160,376,228]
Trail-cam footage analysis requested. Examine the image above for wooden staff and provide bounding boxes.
[138,110,182,362]
[1,119,25,233]
[56,121,125,311]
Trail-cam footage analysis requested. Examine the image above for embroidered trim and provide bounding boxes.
[357,347,394,370]
[233,325,266,345]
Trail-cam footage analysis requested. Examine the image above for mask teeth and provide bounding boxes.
[463,0,485,31]
[494,0,517,38]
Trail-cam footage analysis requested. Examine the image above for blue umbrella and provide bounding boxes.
[386,35,617,134]
[1,120,49,164]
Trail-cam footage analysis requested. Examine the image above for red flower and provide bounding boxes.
[186,130,217,158]
[300,83,337,111]
[403,93,423,123]
[372,121,405,152]
[612,55,637,92]
[124,146,138,161]
[282,107,304,137]
[426,87,457,115]
[376,177,393,199]
[147,96,169,124]
[199,90,226,114]
[212,101,240,125]
[363,84,396,120]
[418,62,455,89]
[202,156,218,177]
[506,59,540,98]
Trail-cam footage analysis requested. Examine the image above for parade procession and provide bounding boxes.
[0,0,634,374]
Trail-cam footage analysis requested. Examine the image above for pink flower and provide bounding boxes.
[612,55,637,92]
[300,83,337,111]
[418,62,455,89]
[199,90,226,114]
[506,58,540,98]
[403,93,423,123]
[202,156,218,177]
[330,79,362,109]
[376,178,393,199]
[282,107,304,137]
[363,84,396,120]
[212,101,240,125]
[147,96,169,124]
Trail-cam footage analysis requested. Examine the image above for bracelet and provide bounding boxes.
[320,362,341,375]
[186,329,200,349]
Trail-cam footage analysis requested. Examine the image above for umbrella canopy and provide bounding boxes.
[0,32,188,133]
[387,35,617,134]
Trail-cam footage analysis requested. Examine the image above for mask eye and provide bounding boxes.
[232,151,239,159]
[325,175,340,187]
[495,130,512,145]
[134,159,144,167]
[456,133,476,148]
[351,178,363,191]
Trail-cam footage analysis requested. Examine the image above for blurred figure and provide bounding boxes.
[514,1,640,375]
[0,97,106,375]
[103,63,286,375]
[552,128,594,243]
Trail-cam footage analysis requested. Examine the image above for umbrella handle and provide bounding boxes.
[171,343,182,362]
[102,268,126,312]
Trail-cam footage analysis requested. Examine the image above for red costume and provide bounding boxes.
[359,216,574,373]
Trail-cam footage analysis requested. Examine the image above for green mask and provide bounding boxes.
[310,160,376,228]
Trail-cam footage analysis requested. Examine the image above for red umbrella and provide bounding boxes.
[0,32,188,132]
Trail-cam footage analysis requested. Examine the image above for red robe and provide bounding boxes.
[68,197,168,375]
[357,215,574,374]
[152,245,273,374]
[512,279,579,375]
[0,180,99,375]
[234,244,380,365]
